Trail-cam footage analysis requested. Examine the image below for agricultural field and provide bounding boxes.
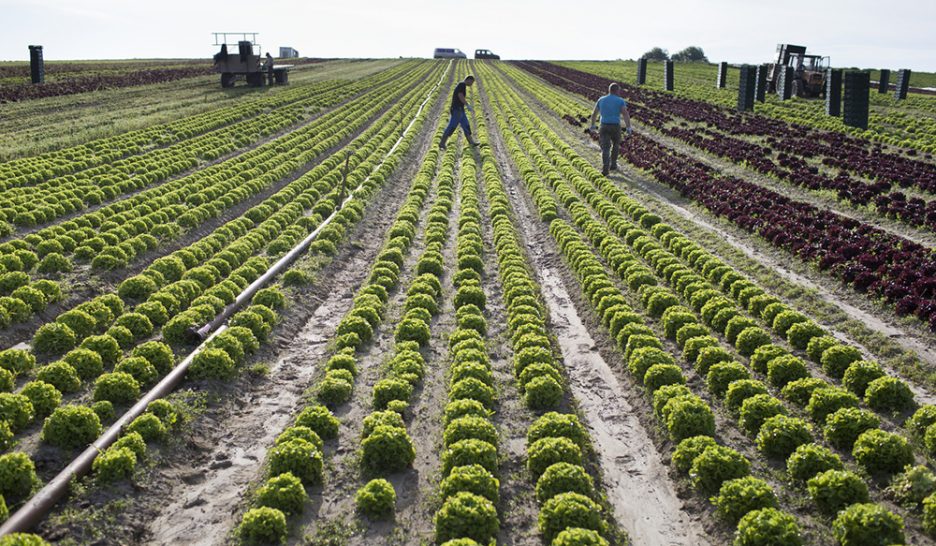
[555,60,936,153]
[0,56,933,546]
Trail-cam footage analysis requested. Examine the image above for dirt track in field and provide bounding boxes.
[479,77,711,546]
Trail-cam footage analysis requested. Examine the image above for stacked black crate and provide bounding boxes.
[738,65,756,112]
[826,69,842,116]
[636,58,647,85]
[28,45,44,84]
[878,69,890,93]
[895,69,911,100]
[843,71,870,129]
[778,65,793,100]
[755,64,768,102]
[664,60,674,91]
[716,62,728,88]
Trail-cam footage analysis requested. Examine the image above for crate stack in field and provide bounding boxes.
[663,60,674,91]
[894,69,911,100]
[778,65,793,100]
[826,69,842,117]
[843,71,870,129]
[755,64,768,102]
[636,58,647,85]
[28,45,44,84]
[716,62,728,88]
[737,65,756,112]
[878,69,890,94]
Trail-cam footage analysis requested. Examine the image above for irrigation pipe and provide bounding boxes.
[0,60,449,536]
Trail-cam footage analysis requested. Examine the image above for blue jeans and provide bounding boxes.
[442,108,471,140]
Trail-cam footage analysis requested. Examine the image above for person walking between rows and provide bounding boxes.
[589,82,633,175]
[440,75,478,149]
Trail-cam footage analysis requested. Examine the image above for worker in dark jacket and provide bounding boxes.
[589,82,633,175]
[439,75,478,149]
[264,53,274,85]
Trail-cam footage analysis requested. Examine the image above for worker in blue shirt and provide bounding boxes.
[589,82,633,175]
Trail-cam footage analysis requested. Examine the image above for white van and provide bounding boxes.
[433,48,467,59]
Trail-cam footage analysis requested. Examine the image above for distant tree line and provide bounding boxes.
[641,46,709,62]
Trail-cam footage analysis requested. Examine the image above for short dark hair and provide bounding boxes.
[466,75,475,82]
[609,82,620,93]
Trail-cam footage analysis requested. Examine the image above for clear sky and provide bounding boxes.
[3,0,935,72]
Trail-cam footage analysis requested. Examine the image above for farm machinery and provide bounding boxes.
[212,32,291,88]
[766,44,830,98]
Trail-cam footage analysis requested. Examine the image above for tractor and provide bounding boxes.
[766,44,830,98]
[212,32,291,88]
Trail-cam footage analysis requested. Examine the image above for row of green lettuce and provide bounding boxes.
[489,59,936,544]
